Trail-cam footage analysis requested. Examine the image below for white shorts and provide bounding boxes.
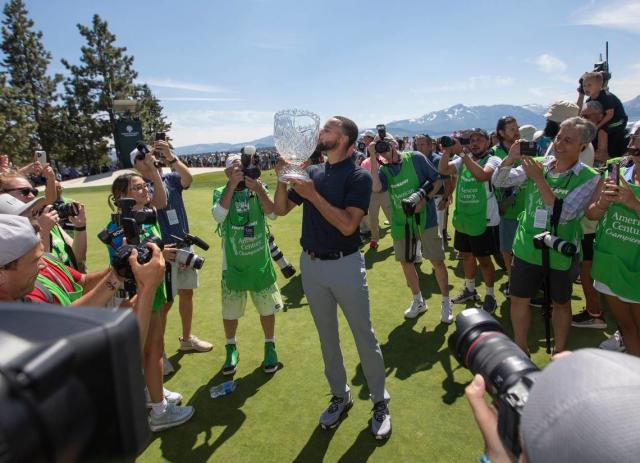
[166,258,199,300]
[593,280,640,304]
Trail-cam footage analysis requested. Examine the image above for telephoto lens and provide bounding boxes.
[53,201,79,220]
[175,249,205,270]
[448,308,539,458]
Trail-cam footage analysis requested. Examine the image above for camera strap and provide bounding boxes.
[550,198,563,236]
[541,197,564,354]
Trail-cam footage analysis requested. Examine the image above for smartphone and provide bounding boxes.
[155,132,166,141]
[35,150,47,165]
[520,141,538,156]
[610,163,620,185]
[459,138,470,146]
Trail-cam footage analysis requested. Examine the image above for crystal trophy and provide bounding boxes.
[273,109,320,182]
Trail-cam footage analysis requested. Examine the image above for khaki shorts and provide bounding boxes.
[393,226,445,262]
[166,258,199,300]
[221,280,283,320]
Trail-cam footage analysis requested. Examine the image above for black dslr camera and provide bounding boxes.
[401,180,434,215]
[52,200,79,220]
[97,198,163,280]
[169,233,210,271]
[375,124,391,154]
[237,145,261,190]
[134,142,163,168]
[533,231,577,257]
[449,308,540,459]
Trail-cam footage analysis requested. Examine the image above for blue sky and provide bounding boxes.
[22,0,640,146]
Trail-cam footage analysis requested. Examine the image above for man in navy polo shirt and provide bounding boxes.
[274,116,391,440]
[131,140,212,366]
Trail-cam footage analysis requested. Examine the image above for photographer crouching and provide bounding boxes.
[211,147,283,376]
[369,126,452,323]
[492,117,600,354]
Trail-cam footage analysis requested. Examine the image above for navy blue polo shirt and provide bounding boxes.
[288,157,371,253]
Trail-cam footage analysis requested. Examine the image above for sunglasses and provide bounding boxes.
[2,187,38,197]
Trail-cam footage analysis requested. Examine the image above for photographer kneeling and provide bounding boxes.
[212,149,283,375]
[492,117,600,354]
[369,131,452,322]
[101,172,194,432]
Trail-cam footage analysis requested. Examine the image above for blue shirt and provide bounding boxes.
[378,151,439,229]
[146,172,190,245]
[289,157,371,253]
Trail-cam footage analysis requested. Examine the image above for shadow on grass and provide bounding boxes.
[153,365,277,463]
[337,425,389,462]
[292,425,338,463]
[281,274,307,311]
[364,246,394,269]
[350,318,466,405]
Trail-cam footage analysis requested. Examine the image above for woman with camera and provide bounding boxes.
[587,123,640,356]
[104,172,194,432]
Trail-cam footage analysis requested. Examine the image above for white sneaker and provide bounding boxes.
[163,353,175,376]
[149,402,195,432]
[145,387,183,408]
[599,330,625,352]
[404,300,427,319]
[440,300,453,324]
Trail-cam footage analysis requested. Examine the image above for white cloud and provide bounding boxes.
[411,75,515,94]
[609,63,640,101]
[142,78,228,94]
[572,0,640,33]
[533,54,567,74]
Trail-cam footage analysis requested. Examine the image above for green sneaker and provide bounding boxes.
[263,342,278,374]
[223,344,239,376]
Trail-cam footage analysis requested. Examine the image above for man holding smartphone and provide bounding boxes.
[130,138,212,370]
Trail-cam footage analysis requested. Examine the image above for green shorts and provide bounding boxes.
[221,280,283,320]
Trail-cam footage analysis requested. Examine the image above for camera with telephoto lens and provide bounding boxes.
[268,233,296,278]
[533,231,577,257]
[52,200,79,220]
[520,141,538,157]
[111,236,164,280]
[401,181,434,216]
[169,233,210,270]
[237,145,261,190]
[375,124,391,154]
[449,308,540,459]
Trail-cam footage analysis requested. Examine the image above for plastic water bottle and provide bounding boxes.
[210,380,237,398]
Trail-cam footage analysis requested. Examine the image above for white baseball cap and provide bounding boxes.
[0,215,40,265]
[0,193,46,216]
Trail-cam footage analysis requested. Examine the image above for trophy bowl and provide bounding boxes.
[273,109,320,182]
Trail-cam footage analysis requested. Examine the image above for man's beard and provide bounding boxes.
[316,139,336,151]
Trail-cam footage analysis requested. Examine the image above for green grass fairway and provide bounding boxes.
[66,170,609,462]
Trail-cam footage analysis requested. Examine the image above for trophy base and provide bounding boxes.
[278,165,310,182]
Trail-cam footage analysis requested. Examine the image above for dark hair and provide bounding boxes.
[333,116,359,147]
[496,116,518,143]
[109,172,143,211]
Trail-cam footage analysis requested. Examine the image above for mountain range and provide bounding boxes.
[175,97,640,155]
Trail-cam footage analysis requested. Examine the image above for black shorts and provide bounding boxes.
[582,233,595,262]
[454,226,499,257]
[509,256,573,304]
[606,126,628,157]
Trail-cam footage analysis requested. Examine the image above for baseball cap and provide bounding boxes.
[362,129,376,138]
[0,193,45,216]
[468,128,489,139]
[226,154,241,168]
[544,100,579,123]
[521,349,640,463]
[0,215,40,265]
[519,124,537,142]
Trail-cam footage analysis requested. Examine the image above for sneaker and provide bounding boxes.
[263,342,279,374]
[440,300,453,324]
[179,335,213,352]
[162,353,174,376]
[371,401,392,440]
[369,240,378,250]
[145,387,182,408]
[482,295,497,314]
[404,300,427,319]
[451,287,479,304]
[599,330,625,352]
[571,309,607,329]
[223,344,239,376]
[149,402,195,432]
[319,393,353,430]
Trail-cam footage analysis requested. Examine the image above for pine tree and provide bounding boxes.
[135,83,172,142]
[62,14,138,164]
[0,0,61,163]
[0,72,34,162]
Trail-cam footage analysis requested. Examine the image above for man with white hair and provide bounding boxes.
[211,147,283,375]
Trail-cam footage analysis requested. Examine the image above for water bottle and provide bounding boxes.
[210,380,237,398]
